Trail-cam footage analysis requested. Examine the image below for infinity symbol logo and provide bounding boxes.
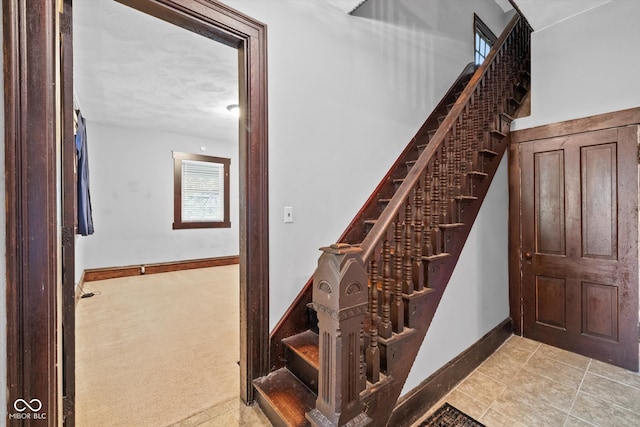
[14,398,43,412]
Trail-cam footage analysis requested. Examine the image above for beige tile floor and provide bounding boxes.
[413,335,640,427]
[175,334,640,426]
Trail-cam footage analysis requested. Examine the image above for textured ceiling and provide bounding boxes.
[73,0,239,140]
[515,0,612,31]
[73,0,612,141]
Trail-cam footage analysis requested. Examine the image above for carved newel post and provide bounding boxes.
[306,243,372,427]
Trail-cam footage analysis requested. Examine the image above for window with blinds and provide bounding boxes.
[474,14,497,66]
[173,152,230,229]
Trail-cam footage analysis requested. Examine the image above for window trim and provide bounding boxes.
[173,151,231,229]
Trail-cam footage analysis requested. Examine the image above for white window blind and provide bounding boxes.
[181,159,224,222]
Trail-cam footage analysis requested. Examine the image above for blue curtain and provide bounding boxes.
[76,111,94,235]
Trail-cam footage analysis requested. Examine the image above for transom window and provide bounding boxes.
[474,14,497,65]
[173,151,230,229]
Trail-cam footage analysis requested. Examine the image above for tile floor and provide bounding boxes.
[413,335,640,427]
[172,334,640,426]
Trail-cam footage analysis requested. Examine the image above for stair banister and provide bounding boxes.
[307,13,529,427]
[359,14,520,263]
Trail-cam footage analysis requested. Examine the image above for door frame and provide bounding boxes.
[509,107,640,335]
[4,0,269,423]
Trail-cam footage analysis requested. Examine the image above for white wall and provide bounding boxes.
[222,0,512,329]
[512,0,640,130]
[75,121,239,273]
[403,155,510,393]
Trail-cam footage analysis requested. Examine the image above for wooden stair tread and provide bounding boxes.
[490,128,506,138]
[282,330,319,369]
[478,149,499,157]
[254,368,315,427]
[501,112,515,122]
[509,96,521,105]
[455,195,478,202]
[439,223,464,230]
[422,252,451,262]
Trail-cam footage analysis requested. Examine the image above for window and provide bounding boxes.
[474,14,497,66]
[173,151,230,229]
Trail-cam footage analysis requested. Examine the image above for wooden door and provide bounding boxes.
[520,125,638,371]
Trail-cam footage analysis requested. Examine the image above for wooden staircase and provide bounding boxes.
[255,15,532,427]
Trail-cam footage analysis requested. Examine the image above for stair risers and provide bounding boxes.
[283,330,320,394]
[254,368,315,427]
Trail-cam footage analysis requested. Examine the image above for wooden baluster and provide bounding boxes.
[413,184,424,291]
[446,132,456,223]
[467,94,477,175]
[454,118,463,199]
[424,167,433,258]
[403,201,414,294]
[432,156,442,254]
[439,145,448,225]
[366,260,380,383]
[460,107,469,196]
[478,86,488,173]
[379,241,392,339]
[472,87,481,155]
[391,219,404,333]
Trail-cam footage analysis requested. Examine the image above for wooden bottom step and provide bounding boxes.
[283,330,319,393]
[254,368,316,427]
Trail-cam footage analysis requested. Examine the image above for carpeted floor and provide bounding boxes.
[75,265,240,426]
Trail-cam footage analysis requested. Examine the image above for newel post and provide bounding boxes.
[306,243,372,427]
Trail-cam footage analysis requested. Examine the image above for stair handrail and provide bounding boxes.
[359,14,520,263]
[308,13,530,427]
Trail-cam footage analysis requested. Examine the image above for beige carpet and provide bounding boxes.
[76,265,240,426]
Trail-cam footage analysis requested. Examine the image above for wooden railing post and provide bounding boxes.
[307,243,372,427]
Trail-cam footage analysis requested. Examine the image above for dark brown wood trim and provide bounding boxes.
[82,256,240,282]
[508,139,523,335]
[388,318,513,427]
[172,151,232,229]
[61,0,76,423]
[511,106,640,142]
[4,0,60,423]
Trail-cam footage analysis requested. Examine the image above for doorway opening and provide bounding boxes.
[3,0,268,424]
[72,1,246,423]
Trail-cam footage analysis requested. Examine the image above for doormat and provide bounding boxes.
[418,403,485,427]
